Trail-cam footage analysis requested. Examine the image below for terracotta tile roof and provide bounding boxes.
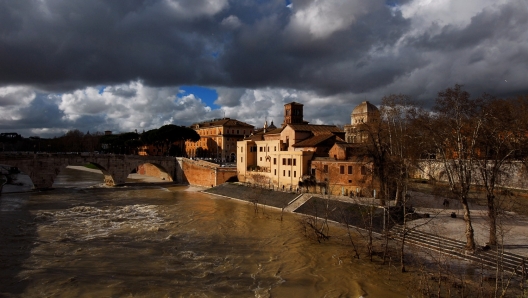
[191,118,254,128]
[244,134,264,141]
[265,127,283,134]
[292,134,336,147]
[287,124,343,135]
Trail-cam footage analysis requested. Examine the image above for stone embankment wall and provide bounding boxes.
[177,158,237,187]
[413,160,528,190]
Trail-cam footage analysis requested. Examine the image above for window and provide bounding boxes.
[361,166,366,175]
[241,147,243,153]
[273,158,276,165]
[241,157,243,163]
[287,158,292,165]
[293,159,296,166]
[282,158,286,165]
[294,171,296,178]
[260,147,263,152]
[324,165,328,173]
[288,170,291,177]
[340,165,345,174]
[274,146,277,151]
[311,168,316,175]
[260,157,262,161]
[348,166,353,174]
[274,169,277,175]
[283,170,286,176]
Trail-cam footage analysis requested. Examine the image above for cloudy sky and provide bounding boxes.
[1,0,527,138]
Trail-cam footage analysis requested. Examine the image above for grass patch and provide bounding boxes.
[84,163,99,170]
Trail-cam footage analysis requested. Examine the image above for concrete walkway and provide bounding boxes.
[283,193,312,212]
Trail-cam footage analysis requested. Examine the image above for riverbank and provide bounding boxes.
[204,183,528,259]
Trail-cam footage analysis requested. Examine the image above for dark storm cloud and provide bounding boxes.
[0,0,527,137]
[0,0,229,90]
[0,0,413,95]
[406,1,526,51]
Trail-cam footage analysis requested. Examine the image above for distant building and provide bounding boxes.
[0,132,23,152]
[185,118,254,162]
[344,101,380,143]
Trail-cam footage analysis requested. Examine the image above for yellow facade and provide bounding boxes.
[238,138,314,190]
[185,118,254,161]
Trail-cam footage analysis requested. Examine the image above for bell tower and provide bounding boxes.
[282,102,306,127]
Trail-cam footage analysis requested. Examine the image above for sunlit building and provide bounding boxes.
[186,118,254,162]
[237,102,345,191]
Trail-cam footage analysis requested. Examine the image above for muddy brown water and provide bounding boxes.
[0,168,411,297]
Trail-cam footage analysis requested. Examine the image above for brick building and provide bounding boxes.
[309,142,376,196]
[186,118,254,162]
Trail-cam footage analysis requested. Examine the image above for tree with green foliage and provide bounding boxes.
[100,132,140,154]
[140,125,200,156]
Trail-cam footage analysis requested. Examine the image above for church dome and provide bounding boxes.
[352,101,379,115]
[350,101,380,125]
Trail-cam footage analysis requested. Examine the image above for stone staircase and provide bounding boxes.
[391,225,527,276]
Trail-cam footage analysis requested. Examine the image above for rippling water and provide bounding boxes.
[0,168,411,297]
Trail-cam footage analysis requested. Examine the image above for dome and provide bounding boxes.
[350,101,380,125]
[351,101,379,115]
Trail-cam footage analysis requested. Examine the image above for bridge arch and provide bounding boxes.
[0,154,179,189]
[135,163,173,182]
[85,162,115,186]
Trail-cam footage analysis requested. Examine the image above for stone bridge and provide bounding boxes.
[0,153,179,189]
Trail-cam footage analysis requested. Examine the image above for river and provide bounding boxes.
[0,167,411,297]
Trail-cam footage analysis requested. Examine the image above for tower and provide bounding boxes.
[282,102,307,127]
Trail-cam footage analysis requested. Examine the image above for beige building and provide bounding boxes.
[186,118,254,162]
[344,101,380,143]
[237,102,345,190]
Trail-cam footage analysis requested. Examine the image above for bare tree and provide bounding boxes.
[474,97,519,246]
[421,84,483,251]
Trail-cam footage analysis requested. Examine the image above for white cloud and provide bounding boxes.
[163,0,228,19]
[286,0,376,39]
[0,86,36,121]
[221,15,242,29]
[220,87,354,128]
[58,81,215,133]
[398,0,511,39]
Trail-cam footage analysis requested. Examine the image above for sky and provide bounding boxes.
[1,0,527,138]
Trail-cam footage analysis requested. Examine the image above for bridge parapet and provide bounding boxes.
[0,153,179,189]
